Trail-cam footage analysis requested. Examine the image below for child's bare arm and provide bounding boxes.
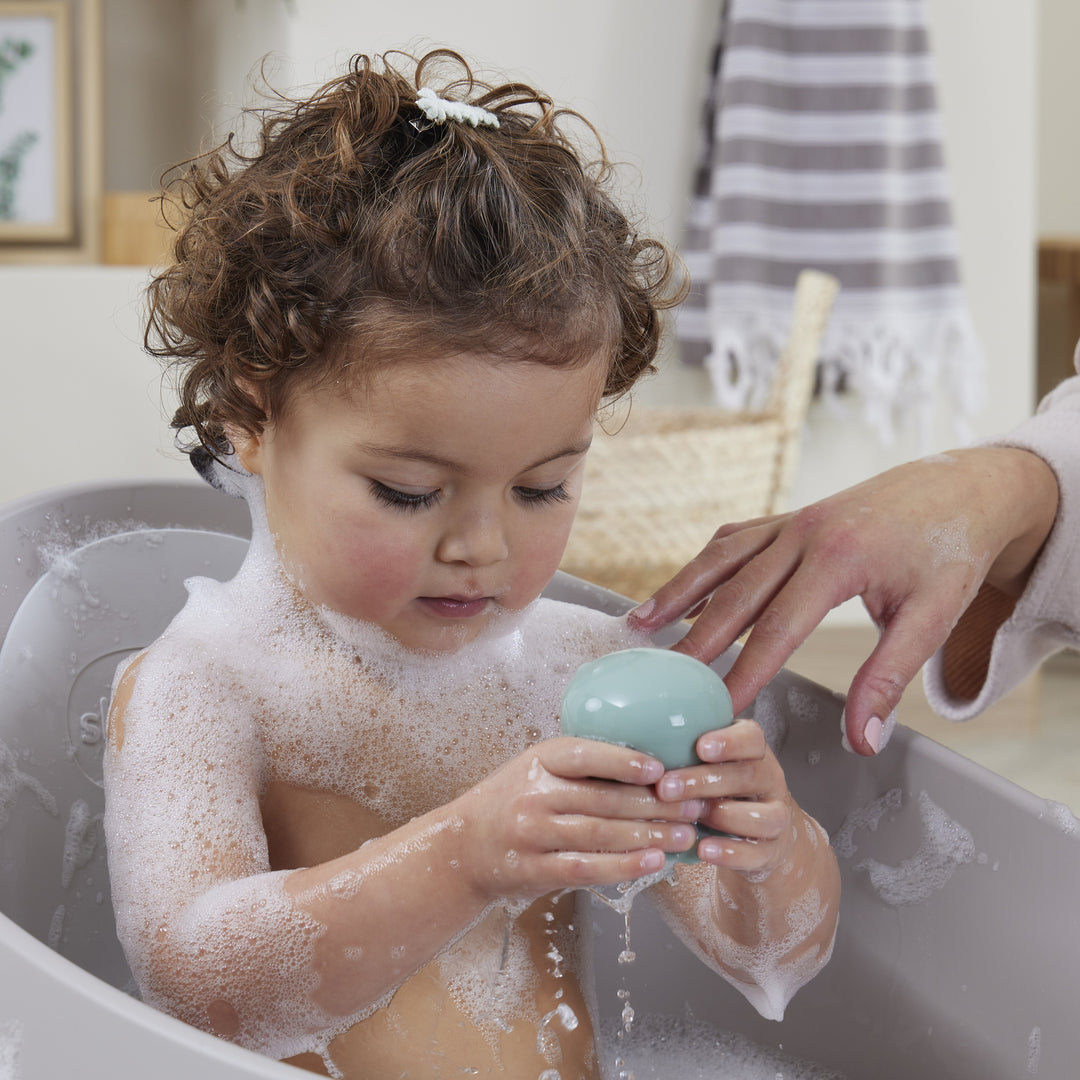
[105,661,700,1057]
[648,720,841,1020]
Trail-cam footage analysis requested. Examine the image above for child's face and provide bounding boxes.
[236,352,608,653]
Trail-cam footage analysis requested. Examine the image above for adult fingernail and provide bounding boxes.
[864,715,884,755]
[682,799,707,820]
[628,598,656,624]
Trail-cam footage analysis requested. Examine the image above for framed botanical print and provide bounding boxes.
[0,0,101,260]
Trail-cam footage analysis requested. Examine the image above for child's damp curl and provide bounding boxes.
[145,48,685,459]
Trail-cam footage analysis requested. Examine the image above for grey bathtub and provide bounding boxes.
[0,480,1077,1078]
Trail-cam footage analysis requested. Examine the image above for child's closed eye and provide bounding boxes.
[514,483,572,507]
[370,480,441,512]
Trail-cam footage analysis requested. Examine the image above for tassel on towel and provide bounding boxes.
[679,0,984,444]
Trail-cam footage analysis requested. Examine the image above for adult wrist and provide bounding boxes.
[980,447,1058,597]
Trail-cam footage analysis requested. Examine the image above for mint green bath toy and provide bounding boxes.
[560,647,734,863]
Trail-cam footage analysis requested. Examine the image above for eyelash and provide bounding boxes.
[371,482,440,512]
[515,484,572,507]
[369,482,572,512]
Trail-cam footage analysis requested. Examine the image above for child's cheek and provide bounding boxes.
[508,523,575,606]
[321,532,422,617]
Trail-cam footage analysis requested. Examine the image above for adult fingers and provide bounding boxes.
[842,599,955,755]
[663,529,809,670]
[715,563,859,716]
[628,516,787,637]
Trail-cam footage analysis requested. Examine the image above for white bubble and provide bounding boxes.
[830,788,902,860]
[597,1014,847,1079]
[61,799,99,889]
[1027,1025,1041,1074]
[854,791,975,906]
[0,1019,24,1080]
[0,740,57,831]
[1040,800,1080,838]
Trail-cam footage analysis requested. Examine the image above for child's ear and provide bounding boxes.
[226,425,264,475]
[227,379,266,474]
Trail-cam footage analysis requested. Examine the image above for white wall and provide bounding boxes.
[1038,0,1080,234]
[0,0,1042,557]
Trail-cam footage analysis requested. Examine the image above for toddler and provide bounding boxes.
[104,49,840,1079]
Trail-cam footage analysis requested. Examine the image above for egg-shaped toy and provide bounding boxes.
[560,647,734,863]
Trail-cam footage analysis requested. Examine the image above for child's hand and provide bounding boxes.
[653,719,795,875]
[456,737,704,902]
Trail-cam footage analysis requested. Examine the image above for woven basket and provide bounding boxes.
[560,270,839,601]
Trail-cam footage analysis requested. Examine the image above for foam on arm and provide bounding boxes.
[648,808,840,1021]
[103,640,490,1063]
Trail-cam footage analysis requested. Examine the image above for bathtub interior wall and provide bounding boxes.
[1,480,1078,1080]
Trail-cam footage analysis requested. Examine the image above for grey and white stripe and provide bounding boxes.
[680,0,983,443]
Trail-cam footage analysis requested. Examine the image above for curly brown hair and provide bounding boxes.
[146,49,684,455]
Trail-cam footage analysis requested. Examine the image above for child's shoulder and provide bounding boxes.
[516,597,649,666]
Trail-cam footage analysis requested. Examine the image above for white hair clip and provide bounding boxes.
[414,86,500,129]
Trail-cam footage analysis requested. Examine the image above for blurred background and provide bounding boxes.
[0,0,1076,806]
[5,0,1073,510]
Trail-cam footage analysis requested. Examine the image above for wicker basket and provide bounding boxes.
[560,270,839,601]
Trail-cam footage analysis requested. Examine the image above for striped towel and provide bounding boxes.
[679,0,984,443]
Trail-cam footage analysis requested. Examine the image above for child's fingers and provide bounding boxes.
[655,722,785,803]
[696,835,778,873]
[539,736,665,786]
[698,797,790,842]
[547,847,669,887]
[496,848,675,896]
[656,757,786,804]
[694,718,767,764]
[541,814,698,857]
[555,776,706,824]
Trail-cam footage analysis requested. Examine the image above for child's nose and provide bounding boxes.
[436,509,510,567]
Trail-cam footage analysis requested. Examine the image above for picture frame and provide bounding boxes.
[0,0,102,261]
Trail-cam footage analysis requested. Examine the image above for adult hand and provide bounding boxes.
[629,447,1058,755]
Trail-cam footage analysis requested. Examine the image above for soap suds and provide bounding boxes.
[924,517,978,569]
[597,1013,846,1079]
[651,866,834,1023]
[0,740,56,831]
[837,790,975,906]
[747,684,787,755]
[0,1019,23,1080]
[61,798,99,888]
[831,788,902,860]
[1027,1025,1041,1074]
[1039,800,1080,838]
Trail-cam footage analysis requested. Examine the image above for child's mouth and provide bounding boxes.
[418,595,491,618]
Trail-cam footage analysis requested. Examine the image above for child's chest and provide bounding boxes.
[252,650,565,828]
